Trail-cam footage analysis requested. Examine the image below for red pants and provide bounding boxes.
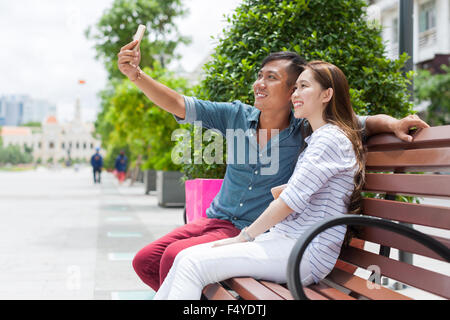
[132,217,240,291]
[117,171,126,182]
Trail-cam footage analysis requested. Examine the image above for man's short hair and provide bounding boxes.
[260,51,306,86]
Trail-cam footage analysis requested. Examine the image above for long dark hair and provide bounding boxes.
[305,60,366,246]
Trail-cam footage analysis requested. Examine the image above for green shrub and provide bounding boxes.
[181,0,414,179]
[0,144,33,165]
[414,64,450,126]
[102,63,191,172]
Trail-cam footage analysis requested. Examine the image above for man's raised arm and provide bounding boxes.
[117,40,186,119]
[365,114,430,142]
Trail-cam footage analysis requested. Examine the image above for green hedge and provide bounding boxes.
[180,0,414,179]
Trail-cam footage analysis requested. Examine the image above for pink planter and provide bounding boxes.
[185,179,223,223]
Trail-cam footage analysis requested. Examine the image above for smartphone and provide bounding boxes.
[133,24,146,51]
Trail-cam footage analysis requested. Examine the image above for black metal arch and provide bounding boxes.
[286,215,450,300]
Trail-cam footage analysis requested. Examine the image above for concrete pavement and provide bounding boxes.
[0,166,448,300]
[0,166,183,299]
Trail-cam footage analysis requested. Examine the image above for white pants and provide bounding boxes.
[153,231,314,300]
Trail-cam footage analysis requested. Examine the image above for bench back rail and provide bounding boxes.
[203,125,450,300]
[289,125,450,300]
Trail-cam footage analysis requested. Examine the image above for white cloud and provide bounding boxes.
[0,0,242,123]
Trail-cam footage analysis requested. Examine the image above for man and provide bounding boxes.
[114,150,128,184]
[118,40,429,291]
[90,147,103,184]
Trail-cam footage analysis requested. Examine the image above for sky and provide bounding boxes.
[0,0,242,123]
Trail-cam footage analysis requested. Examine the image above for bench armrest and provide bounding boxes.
[286,215,450,300]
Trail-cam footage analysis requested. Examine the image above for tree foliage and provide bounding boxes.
[414,65,450,126]
[100,63,190,171]
[182,0,414,179]
[199,0,413,117]
[87,0,191,171]
[0,144,33,165]
[85,0,190,80]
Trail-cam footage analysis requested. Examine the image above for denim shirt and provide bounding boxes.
[175,96,367,230]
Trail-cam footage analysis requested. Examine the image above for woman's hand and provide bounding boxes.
[212,233,246,248]
[117,40,141,80]
[271,184,287,200]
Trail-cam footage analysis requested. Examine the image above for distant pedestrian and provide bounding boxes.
[91,147,103,183]
[114,150,128,184]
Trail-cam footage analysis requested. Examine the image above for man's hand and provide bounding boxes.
[391,114,430,142]
[117,40,141,80]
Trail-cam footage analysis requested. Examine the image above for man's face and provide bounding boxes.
[252,59,295,113]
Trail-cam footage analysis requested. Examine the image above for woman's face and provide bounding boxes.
[291,68,329,120]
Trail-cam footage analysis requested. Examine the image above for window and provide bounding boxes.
[62,142,65,149]
[49,142,54,149]
[419,1,436,33]
[392,17,398,43]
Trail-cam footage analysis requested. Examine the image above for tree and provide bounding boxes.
[87,0,191,169]
[85,0,190,80]
[201,0,412,116]
[181,0,415,179]
[100,63,190,171]
[0,144,33,166]
[414,65,450,126]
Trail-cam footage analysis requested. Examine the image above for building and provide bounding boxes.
[0,94,56,126]
[22,98,57,125]
[369,0,449,73]
[1,98,101,164]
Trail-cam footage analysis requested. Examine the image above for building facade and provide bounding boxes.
[0,95,56,126]
[369,0,449,73]
[1,99,101,164]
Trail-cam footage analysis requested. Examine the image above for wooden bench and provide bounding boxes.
[202,125,450,300]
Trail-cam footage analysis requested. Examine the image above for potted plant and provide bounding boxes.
[184,178,223,223]
[152,153,185,208]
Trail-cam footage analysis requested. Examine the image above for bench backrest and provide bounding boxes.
[335,125,450,299]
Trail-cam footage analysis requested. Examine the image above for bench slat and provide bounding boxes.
[362,198,450,229]
[366,126,450,151]
[339,246,450,299]
[259,281,294,300]
[302,287,330,300]
[308,282,357,300]
[364,173,450,197]
[202,283,237,300]
[366,147,450,171]
[357,227,450,262]
[223,278,284,300]
[329,267,412,300]
[204,127,450,301]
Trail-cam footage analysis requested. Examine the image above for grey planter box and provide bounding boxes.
[156,170,185,207]
[144,170,156,194]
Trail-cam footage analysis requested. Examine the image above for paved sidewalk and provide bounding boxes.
[0,166,183,300]
[0,166,448,300]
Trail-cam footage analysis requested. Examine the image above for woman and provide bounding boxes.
[153,61,365,300]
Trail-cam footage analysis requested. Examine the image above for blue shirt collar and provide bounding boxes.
[247,107,260,123]
[248,107,300,134]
